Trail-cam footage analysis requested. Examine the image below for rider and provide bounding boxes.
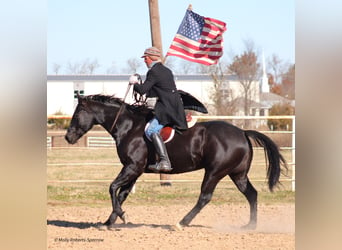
[129,47,188,172]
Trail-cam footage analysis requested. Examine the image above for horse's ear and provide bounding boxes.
[77,93,85,104]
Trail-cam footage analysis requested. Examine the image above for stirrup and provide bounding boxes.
[148,161,172,172]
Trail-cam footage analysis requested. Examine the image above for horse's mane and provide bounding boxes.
[85,94,151,115]
[85,94,123,105]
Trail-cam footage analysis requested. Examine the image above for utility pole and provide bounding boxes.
[148,0,171,186]
[148,0,164,58]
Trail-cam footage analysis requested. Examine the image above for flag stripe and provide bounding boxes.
[205,18,226,30]
[168,45,223,58]
[167,50,217,65]
[172,35,223,50]
[166,10,227,65]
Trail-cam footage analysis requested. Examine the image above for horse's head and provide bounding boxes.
[65,95,97,144]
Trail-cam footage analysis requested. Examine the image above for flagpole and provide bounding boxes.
[162,55,168,64]
[148,0,163,58]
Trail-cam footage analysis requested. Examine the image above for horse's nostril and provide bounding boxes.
[65,134,70,143]
[65,134,74,144]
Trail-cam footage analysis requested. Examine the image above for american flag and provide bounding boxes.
[166,10,227,65]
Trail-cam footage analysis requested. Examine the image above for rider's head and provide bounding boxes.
[141,47,161,68]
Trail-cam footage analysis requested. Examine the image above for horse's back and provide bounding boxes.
[166,120,251,174]
[197,120,249,151]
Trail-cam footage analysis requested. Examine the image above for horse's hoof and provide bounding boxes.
[120,213,128,224]
[172,222,184,231]
[241,223,256,230]
[96,224,109,231]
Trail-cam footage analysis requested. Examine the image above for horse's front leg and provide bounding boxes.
[118,178,138,204]
[103,165,142,228]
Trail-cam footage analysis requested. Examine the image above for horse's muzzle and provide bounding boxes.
[65,131,77,144]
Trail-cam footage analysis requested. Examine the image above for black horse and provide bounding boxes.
[65,94,287,230]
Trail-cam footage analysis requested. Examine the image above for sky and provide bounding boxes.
[47,0,295,74]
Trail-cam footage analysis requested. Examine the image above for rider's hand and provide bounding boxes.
[129,74,139,85]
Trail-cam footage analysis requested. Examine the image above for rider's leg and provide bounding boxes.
[149,132,172,172]
[146,118,172,172]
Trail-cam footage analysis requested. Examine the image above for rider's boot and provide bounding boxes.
[148,133,172,172]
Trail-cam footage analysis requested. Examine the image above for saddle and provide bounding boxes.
[144,113,196,143]
[144,123,175,143]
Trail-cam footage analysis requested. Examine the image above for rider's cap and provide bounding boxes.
[141,47,161,58]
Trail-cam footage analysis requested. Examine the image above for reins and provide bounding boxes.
[110,83,132,132]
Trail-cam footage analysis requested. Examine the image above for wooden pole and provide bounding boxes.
[148,0,163,58]
[148,0,171,186]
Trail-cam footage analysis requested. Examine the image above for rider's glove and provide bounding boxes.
[129,74,139,85]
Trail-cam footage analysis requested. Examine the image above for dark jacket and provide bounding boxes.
[133,62,188,130]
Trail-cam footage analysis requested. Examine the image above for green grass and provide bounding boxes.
[47,148,295,207]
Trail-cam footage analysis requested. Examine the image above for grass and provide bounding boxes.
[47,147,295,207]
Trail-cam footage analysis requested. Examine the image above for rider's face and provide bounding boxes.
[143,56,153,68]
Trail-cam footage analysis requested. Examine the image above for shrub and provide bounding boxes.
[47,110,71,129]
[267,103,295,130]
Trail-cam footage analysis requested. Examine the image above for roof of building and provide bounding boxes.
[260,92,294,108]
[47,74,241,82]
[232,97,263,109]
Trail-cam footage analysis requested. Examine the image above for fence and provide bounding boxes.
[87,136,115,147]
[47,115,295,191]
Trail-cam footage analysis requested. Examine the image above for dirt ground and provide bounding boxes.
[47,203,294,249]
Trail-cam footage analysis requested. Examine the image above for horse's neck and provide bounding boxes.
[102,110,135,141]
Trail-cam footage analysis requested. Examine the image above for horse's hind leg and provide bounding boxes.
[179,171,219,226]
[230,173,258,229]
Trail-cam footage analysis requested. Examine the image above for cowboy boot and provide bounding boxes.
[148,133,172,172]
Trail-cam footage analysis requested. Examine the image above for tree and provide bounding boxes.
[66,58,100,74]
[198,61,236,115]
[126,58,143,73]
[267,103,294,130]
[52,63,61,75]
[267,54,288,84]
[209,63,228,114]
[281,64,295,99]
[106,62,118,74]
[268,73,281,95]
[164,56,176,71]
[177,60,196,74]
[228,41,260,115]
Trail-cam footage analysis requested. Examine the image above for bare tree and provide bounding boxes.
[85,58,100,74]
[164,56,176,71]
[66,58,100,74]
[200,61,236,115]
[178,60,196,74]
[228,41,260,115]
[267,54,290,84]
[210,63,228,114]
[126,58,143,73]
[52,63,61,75]
[106,62,118,74]
[66,61,81,74]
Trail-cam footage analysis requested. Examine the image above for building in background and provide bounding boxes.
[47,74,293,123]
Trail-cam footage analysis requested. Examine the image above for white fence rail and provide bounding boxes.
[47,136,52,148]
[87,136,115,147]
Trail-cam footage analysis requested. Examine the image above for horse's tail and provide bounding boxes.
[244,130,288,192]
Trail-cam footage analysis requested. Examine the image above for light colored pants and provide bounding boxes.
[146,117,163,138]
